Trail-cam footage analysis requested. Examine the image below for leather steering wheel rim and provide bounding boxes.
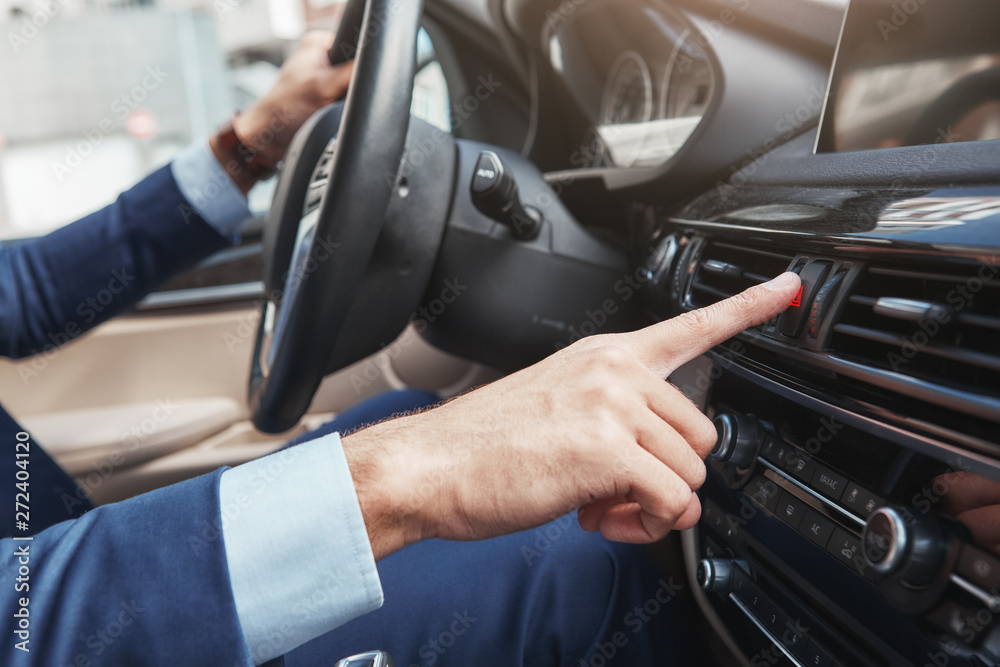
[249,0,425,434]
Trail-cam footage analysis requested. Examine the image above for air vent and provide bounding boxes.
[689,241,794,308]
[831,263,1000,399]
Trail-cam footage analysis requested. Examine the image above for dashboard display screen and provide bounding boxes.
[815,0,1000,153]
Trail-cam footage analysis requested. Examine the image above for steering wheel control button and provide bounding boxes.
[710,412,760,469]
[470,150,542,241]
[841,482,883,518]
[863,507,946,585]
[778,261,830,338]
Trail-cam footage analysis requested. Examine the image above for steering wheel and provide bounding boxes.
[249,0,430,433]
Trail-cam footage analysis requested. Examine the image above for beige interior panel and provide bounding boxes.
[0,305,260,419]
[20,396,241,476]
[0,301,500,504]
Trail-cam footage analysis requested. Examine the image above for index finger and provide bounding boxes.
[621,271,801,377]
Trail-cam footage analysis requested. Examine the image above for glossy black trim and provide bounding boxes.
[707,349,1000,482]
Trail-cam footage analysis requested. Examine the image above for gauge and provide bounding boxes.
[660,30,715,122]
[600,51,654,126]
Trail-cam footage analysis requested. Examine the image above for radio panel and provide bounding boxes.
[695,369,1000,666]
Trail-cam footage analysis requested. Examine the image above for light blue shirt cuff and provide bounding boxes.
[171,142,252,243]
[219,434,383,665]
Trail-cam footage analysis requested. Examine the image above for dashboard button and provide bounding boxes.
[841,482,882,518]
[732,565,754,598]
[957,545,1000,591]
[800,509,835,549]
[781,618,808,652]
[702,499,727,534]
[763,437,793,466]
[776,491,806,530]
[778,262,830,338]
[746,475,780,512]
[744,585,767,615]
[784,449,817,482]
[926,600,981,640]
[759,435,783,464]
[810,465,848,501]
[827,528,865,575]
[757,597,786,635]
[808,271,845,338]
[802,639,834,667]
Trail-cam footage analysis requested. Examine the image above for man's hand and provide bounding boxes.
[937,471,1000,553]
[343,272,801,560]
[213,32,353,193]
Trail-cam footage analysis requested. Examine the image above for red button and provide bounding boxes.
[790,285,803,308]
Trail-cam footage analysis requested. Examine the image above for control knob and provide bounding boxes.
[862,507,946,586]
[697,558,744,593]
[710,413,760,470]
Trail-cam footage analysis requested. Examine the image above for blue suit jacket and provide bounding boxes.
[0,166,252,665]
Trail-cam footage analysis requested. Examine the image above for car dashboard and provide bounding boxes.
[516,0,1000,664]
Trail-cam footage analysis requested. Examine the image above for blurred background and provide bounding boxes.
[0,0,451,238]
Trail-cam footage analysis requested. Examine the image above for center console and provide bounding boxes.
[632,0,1000,661]
[648,199,1000,666]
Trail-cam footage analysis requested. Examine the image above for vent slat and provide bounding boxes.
[688,242,794,308]
[691,281,730,300]
[834,324,1000,373]
[868,266,1000,288]
[959,313,1000,332]
[831,261,1000,398]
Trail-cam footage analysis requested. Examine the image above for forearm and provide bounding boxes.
[0,166,230,359]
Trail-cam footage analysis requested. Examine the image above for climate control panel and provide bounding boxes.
[694,371,1000,667]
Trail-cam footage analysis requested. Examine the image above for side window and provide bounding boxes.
[0,12,452,244]
[411,27,452,133]
[0,10,236,241]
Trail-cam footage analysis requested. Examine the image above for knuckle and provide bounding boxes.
[692,417,719,456]
[726,289,757,312]
[592,415,626,447]
[688,460,707,489]
[586,343,634,370]
[674,307,714,334]
[596,382,636,412]
[568,333,612,352]
[662,486,691,520]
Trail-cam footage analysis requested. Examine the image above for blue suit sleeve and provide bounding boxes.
[0,470,251,666]
[0,163,234,359]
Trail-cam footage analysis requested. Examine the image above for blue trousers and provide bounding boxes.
[281,390,698,667]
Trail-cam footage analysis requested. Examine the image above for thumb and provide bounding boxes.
[621,271,801,377]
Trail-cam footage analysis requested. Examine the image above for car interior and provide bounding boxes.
[1,0,999,664]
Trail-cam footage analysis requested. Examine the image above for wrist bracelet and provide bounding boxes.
[213,117,279,182]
